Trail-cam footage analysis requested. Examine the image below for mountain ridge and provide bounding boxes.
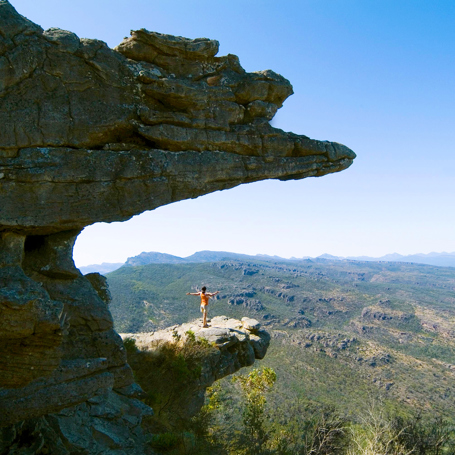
[79,250,455,274]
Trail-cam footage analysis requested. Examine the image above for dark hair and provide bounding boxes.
[201,286,207,292]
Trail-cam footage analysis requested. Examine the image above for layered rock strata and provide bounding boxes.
[0,0,355,451]
[121,316,271,418]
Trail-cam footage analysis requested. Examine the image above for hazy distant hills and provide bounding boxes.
[79,250,455,274]
[79,251,283,273]
[323,252,455,268]
[124,250,258,266]
[125,251,188,266]
[79,262,124,275]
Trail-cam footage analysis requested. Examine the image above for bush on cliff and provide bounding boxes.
[124,334,216,425]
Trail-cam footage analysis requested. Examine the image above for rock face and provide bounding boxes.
[122,316,270,419]
[0,391,153,455]
[0,1,355,452]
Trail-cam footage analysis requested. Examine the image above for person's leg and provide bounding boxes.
[203,306,208,327]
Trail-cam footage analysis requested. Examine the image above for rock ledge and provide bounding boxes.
[121,316,271,418]
[123,315,270,381]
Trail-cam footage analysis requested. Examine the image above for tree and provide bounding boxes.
[232,367,277,454]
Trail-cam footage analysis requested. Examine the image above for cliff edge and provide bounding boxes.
[122,316,270,420]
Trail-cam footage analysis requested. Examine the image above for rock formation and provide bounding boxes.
[122,316,271,420]
[0,0,355,452]
[0,1,355,233]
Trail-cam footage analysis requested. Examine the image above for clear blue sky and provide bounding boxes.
[12,0,455,265]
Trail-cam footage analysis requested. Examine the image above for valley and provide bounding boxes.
[107,257,455,421]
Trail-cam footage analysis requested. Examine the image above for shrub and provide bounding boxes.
[148,432,180,451]
[347,401,455,455]
[391,414,455,455]
[185,330,196,343]
[122,336,137,353]
[232,368,277,454]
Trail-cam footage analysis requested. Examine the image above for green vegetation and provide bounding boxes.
[346,404,455,455]
[231,368,277,454]
[149,433,181,451]
[123,334,215,426]
[110,258,455,453]
[126,360,455,454]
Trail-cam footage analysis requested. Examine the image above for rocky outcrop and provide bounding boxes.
[0,1,355,452]
[0,230,138,426]
[122,316,270,419]
[361,306,413,322]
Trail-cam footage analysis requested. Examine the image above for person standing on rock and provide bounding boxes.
[186,286,219,328]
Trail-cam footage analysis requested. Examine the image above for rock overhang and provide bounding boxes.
[0,0,355,235]
[120,316,271,419]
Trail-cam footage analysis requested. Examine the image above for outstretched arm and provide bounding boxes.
[186,292,200,296]
[207,291,220,297]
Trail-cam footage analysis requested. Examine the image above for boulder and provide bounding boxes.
[241,316,262,332]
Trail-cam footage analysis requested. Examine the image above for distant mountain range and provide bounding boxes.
[78,250,455,275]
[79,262,125,275]
[314,251,455,268]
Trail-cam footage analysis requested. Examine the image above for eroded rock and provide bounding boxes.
[0,232,63,389]
[0,391,152,455]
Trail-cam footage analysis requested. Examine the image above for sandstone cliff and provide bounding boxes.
[0,1,355,453]
[122,316,270,422]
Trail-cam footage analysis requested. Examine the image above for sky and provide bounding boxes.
[12,0,455,266]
